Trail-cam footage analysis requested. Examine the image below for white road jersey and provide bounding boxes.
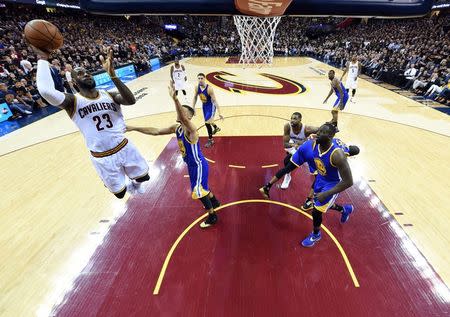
[289,124,306,143]
[348,61,359,79]
[173,65,186,82]
[72,90,126,152]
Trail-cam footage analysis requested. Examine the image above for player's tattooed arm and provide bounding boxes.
[305,125,319,136]
[100,48,136,105]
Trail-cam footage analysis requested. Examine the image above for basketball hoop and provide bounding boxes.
[233,15,282,67]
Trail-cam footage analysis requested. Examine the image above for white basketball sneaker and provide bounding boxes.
[132,180,146,194]
[280,173,292,190]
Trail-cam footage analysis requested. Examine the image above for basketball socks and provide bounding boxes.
[210,194,220,209]
[175,90,187,96]
[205,123,213,139]
[331,204,343,212]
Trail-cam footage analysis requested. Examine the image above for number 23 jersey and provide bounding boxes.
[71,90,126,152]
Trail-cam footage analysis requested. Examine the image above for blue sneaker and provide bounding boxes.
[340,204,354,223]
[301,232,321,247]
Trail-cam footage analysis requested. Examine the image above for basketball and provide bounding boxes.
[24,19,63,52]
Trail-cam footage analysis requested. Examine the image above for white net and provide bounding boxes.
[233,15,282,66]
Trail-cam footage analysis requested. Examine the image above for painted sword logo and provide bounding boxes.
[206,71,306,95]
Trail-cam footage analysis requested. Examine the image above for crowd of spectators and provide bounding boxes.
[300,17,450,104]
[1,3,449,123]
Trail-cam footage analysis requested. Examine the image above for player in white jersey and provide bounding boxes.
[32,46,149,199]
[170,57,187,100]
[280,112,318,189]
[340,55,361,102]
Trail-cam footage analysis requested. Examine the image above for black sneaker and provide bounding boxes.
[205,139,214,148]
[200,213,218,228]
[300,198,313,211]
[259,186,270,199]
[212,126,221,135]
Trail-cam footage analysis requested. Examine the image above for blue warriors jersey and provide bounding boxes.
[291,138,351,212]
[175,125,210,199]
[176,125,203,164]
[198,84,215,121]
[312,141,342,183]
[291,138,350,174]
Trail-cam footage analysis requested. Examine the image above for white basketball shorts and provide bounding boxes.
[174,79,187,91]
[90,139,149,193]
[345,77,358,90]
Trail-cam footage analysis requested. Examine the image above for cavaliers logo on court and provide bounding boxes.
[206,71,306,95]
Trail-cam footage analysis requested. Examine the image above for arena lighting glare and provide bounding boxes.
[164,24,177,30]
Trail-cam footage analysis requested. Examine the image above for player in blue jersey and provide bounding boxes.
[259,123,357,246]
[127,82,220,228]
[192,73,224,148]
[300,123,354,247]
[299,137,359,212]
[323,70,349,130]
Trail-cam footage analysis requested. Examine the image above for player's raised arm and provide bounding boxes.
[305,125,319,136]
[170,82,196,136]
[208,86,224,120]
[316,149,353,202]
[126,124,177,136]
[33,46,75,114]
[100,48,136,105]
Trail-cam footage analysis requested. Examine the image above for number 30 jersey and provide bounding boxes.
[71,90,126,152]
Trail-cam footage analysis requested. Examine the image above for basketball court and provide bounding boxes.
[1,0,450,315]
[1,55,449,316]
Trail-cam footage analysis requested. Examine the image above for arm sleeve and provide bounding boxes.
[36,60,66,106]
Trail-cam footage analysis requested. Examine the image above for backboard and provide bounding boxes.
[80,0,433,17]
